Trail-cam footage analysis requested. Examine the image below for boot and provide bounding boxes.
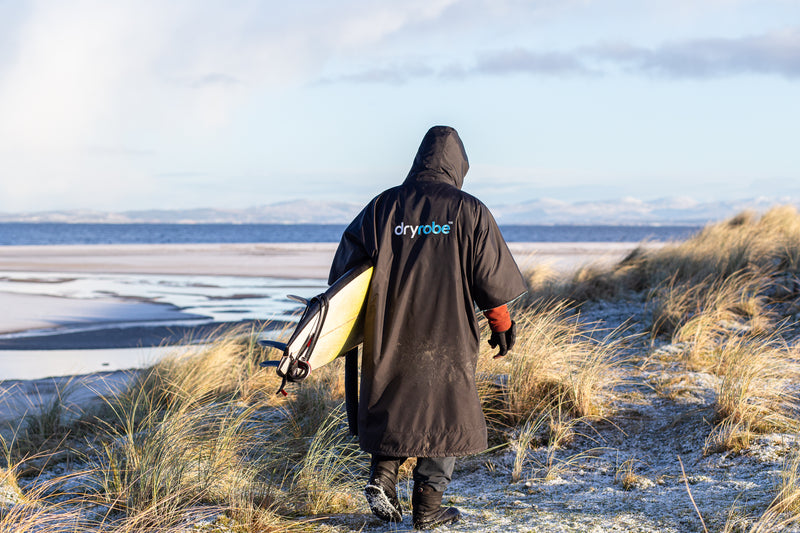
[364,459,402,522]
[412,484,460,530]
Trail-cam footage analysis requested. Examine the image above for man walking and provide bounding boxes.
[329,125,526,529]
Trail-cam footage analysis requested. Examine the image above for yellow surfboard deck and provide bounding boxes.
[274,262,372,381]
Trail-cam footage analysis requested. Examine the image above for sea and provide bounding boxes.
[0,222,701,245]
[0,222,702,379]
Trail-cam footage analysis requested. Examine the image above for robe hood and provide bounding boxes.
[404,126,469,189]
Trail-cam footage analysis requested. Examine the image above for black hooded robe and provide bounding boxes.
[329,126,527,457]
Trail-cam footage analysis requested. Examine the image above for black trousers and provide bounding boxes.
[371,454,456,492]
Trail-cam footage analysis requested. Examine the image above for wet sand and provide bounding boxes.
[0,243,339,279]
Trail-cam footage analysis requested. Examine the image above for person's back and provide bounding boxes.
[329,125,526,529]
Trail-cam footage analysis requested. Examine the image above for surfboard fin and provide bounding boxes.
[287,294,309,305]
[258,339,287,351]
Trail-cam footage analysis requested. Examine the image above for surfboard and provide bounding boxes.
[260,261,373,393]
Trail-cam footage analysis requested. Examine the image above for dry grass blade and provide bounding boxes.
[614,456,640,491]
[742,451,800,532]
[0,462,26,506]
[0,499,84,532]
[678,455,710,533]
[774,451,800,516]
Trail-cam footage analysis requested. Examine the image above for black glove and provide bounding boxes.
[488,321,516,359]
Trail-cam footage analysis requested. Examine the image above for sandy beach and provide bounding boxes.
[0,243,340,279]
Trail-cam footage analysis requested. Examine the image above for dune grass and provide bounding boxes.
[477,298,632,483]
[647,271,800,453]
[650,269,772,342]
[479,300,629,428]
[0,377,106,482]
[0,324,338,531]
[770,451,800,520]
[288,408,366,516]
[277,358,347,444]
[91,325,362,529]
[88,402,268,522]
[522,206,800,457]
[527,205,800,316]
[0,464,26,507]
[703,332,800,453]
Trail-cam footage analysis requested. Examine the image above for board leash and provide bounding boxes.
[275,293,329,396]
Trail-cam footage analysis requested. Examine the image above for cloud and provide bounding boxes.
[320,52,594,85]
[318,62,436,85]
[326,26,800,83]
[471,48,595,77]
[590,27,800,78]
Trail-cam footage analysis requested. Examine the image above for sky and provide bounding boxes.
[0,0,799,213]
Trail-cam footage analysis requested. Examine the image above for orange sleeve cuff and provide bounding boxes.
[484,304,511,333]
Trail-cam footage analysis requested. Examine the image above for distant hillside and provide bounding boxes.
[1,197,797,225]
[0,201,363,225]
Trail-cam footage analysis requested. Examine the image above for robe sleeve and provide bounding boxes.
[470,204,527,311]
[329,206,373,285]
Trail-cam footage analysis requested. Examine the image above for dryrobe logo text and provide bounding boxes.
[394,220,453,238]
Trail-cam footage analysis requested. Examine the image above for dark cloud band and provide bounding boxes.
[593,28,800,78]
